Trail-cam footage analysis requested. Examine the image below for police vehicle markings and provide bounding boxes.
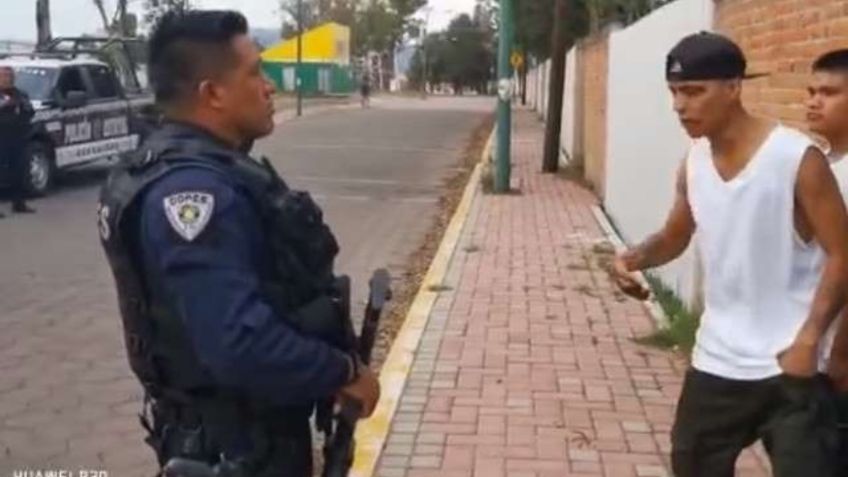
[55,134,139,167]
[48,104,138,166]
[32,100,137,123]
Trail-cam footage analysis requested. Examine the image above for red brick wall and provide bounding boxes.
[579,33,609,196]
[715,0,848,128]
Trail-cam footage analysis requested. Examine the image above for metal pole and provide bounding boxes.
[421,8,431,99]
[495,0,514,193]
[296,0,303,117]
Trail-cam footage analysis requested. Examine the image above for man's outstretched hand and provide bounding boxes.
[611,255,651,301]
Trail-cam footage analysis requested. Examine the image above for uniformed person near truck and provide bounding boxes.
[0,66,36,216]
[98,10,380,476]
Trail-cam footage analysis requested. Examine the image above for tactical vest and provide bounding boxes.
[98,122,347,466]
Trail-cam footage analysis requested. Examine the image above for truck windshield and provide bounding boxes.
[12,67,58,101]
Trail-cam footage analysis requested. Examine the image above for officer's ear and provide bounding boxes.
[196,79,228,111]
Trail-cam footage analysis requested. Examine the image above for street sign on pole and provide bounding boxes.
[495,0,514,193]
[296,0,303,117]
[510,51,524,71]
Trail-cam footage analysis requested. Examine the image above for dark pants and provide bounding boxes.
[1,137,28,204]
[837,393,848,477]
[672,369,839,477]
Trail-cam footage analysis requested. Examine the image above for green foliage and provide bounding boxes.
[143,0,191,26]
[408,12,496,94]
[504,0,676,62]
[279,0,426,57]
[632,273,699,354]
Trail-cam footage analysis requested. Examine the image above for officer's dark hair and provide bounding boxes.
[148,10,249,106]
[813,49,848,74]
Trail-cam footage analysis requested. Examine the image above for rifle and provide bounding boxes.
[163,269,392,477]
[322,268,391,477]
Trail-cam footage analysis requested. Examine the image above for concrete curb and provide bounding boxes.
[349,127,495,477]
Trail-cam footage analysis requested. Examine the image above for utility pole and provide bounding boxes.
[495,0,514,193]
[420,7,433,98]
[296,0,304,117]
[36,0,52,49]
[118,0,128,36]
[543,0,569,173]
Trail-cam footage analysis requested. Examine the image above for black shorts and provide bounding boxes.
[837,393,848,476]
[671,368,840,477]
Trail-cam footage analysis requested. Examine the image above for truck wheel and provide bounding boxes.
[25,141,56,197]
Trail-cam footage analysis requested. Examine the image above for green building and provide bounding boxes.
[261,22,355,95]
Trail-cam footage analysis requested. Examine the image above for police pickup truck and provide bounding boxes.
[0,37,155,196]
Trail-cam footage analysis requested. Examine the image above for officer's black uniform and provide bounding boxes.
[0,86,34,214]
[99,121,356,476]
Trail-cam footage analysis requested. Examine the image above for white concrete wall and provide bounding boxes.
[529,65,536,110]
[540,61,550,120]
[604,0,714,305]
[560,48,579,164]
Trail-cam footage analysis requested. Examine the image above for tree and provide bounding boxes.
[543,0,568,173]
[92,0,111,33]
[144,0,191,26]
[509,0,589,103]
[408,12,495,94]
[277,0,426,90]
[90,0,135,36]
[280,0,321,35]
[36,0,52,47]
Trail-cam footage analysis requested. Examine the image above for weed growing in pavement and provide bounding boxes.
[633,274,699,354]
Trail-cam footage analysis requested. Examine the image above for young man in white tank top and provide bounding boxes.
[611,32,848,476]
[806,48,848,475]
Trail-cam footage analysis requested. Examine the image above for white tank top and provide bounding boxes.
[687,125,821,380]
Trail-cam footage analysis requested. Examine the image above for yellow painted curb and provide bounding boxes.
[349,127,495,477]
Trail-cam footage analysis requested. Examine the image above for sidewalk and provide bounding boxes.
[364,109,770,477]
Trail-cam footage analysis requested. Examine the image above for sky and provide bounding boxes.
[2,0,477,42]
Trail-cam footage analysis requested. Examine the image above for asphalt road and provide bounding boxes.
[0,95,493,474]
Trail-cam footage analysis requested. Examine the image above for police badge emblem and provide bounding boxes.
[163,192,215,241]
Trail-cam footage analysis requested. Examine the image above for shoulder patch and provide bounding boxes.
[163,191,215,242]
[97,203,111,241]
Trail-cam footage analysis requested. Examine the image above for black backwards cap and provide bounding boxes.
[666,31,767,82]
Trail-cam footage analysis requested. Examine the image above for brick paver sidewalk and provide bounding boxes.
[372,109,770,477]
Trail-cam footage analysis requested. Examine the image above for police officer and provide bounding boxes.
[98,10,379,476]
[0,66,36,215]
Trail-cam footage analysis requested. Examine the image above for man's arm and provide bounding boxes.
[786,147,848,376]
[613,162,696,298]
[16,90,34,122]
[620,163,696,270]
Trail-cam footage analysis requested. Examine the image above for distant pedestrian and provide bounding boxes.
[360,75,371,108]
